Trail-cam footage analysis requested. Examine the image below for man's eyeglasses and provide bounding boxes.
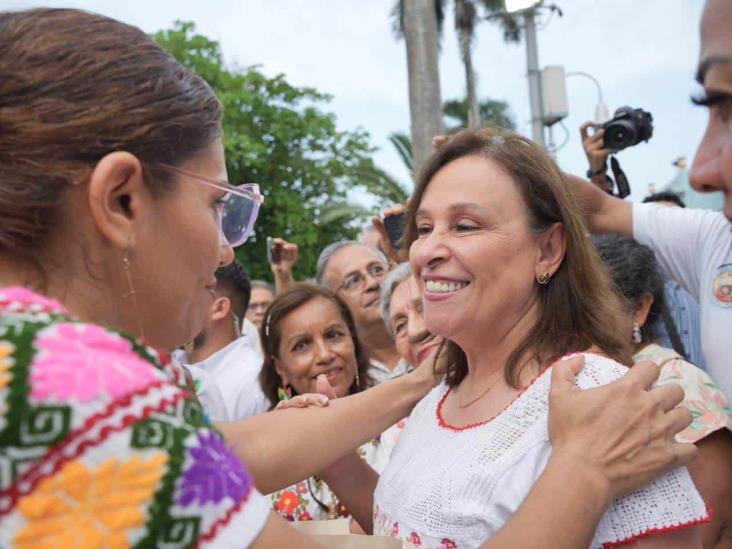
[156,163,264,248]
[336,263,388,293]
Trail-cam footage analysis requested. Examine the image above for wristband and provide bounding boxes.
[586,165,607,178]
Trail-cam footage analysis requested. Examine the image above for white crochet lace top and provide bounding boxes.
[373,353,708,549]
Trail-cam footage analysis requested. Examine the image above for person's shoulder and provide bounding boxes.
[410,380,448,419]
[572,353,630,391]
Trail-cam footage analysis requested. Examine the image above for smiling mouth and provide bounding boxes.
[424,280,470,294]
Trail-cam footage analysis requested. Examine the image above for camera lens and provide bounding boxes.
[603,120,637,151]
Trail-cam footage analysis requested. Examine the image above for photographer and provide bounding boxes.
[580,121,615,194]
[566,0,732,403]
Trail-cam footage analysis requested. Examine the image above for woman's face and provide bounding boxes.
[274,296,359,398]
[388,275,441,367]
[133,139,234,350]
[410,155,543,347]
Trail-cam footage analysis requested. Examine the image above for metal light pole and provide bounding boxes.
[523,9,545,147]
[566,71,609,123]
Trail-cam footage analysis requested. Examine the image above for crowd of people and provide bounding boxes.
[0,2,731,548]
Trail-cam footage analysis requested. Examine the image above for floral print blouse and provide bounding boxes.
[270,422,402,523]
[634,343,732,443]
[0,287,270,548]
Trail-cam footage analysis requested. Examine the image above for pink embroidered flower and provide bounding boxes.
[441,539,457,549]
[0,287,67,315]
[299,511,313,521]
[295,482,308,494]
[391,522,399,538]
[30,323,159,403]
[409,532,422,546]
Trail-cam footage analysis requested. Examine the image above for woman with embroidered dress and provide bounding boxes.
[0,7,703,549]
[321,129,709,548]
[594,234,732,547]
[258,284,394,526]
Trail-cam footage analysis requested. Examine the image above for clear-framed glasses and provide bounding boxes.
[155,163,264,248]
[336,263,388,293]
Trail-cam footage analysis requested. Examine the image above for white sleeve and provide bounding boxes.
[632,203,720,301]
[592,467,707,547]
[201,488,271,548]
[575,355,709,547]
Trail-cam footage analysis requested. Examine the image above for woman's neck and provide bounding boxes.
[0,251,122,330]
[457,299,544,391]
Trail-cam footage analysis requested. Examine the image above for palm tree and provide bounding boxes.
[393,0,521,134]
[400,0,444,176]
[442,96,515,131]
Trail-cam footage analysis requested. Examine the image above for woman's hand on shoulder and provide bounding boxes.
[548,355,696,501]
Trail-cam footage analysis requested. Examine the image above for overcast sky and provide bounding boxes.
[6,0,708,203]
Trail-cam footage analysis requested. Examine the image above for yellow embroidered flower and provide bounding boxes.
[14,453,168,548]
[0,341,13,393]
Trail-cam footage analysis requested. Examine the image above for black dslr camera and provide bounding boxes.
[602,107,653,151]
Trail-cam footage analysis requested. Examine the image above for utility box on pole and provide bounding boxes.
[541,65,568,126]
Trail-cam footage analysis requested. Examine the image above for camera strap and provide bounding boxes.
[609,156,631,198]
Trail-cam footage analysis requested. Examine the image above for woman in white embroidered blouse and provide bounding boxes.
[322,129,708,549]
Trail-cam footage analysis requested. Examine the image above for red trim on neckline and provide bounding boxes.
[436,364,553,432]
[601,506,712,547]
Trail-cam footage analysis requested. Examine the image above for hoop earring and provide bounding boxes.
[536,272,551,285]
[633,323,642,344]
[122,242,145,340]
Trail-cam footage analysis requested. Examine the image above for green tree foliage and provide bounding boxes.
[154,22,381,281]
[443,97,516,131]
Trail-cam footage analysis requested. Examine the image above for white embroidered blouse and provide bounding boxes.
[373,353,708,549]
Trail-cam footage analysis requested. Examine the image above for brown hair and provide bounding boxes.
[258,283,373,409]
[404,128,632,388]
[0,9,221,259]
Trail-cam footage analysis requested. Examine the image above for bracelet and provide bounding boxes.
[586,165,607,178]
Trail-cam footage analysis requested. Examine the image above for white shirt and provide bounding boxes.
[368,358,413,386]
[177,338,270,422]
[373,353,708,549]
[634,203,732,398]
[241,317,264,360]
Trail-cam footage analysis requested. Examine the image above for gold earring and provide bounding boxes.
[537,272,551,285]
[122,242,145,340]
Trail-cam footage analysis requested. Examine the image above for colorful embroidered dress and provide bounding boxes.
[634,343,732,443]
[0,287,270,548]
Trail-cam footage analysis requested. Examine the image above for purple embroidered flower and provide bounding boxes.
[177,431,251,506]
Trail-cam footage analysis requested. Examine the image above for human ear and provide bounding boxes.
[633,294,655,327]
[535,222,567,279]
[86,151,152,250]
[210,297,231,321]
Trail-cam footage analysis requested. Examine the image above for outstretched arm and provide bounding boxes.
[564,172,633,236]
[217,367,434,494]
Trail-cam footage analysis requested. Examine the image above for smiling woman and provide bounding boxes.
[258,284,393,526]
[370,128,709,548]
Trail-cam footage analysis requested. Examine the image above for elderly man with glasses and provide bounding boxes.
[316,241,412,384]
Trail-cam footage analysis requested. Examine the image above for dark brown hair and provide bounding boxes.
[258,283,373,409]
[404,128,632,388]
[0,8,222,259]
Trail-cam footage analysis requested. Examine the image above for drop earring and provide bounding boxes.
[122,241,145,340]
[632,322,642,344]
